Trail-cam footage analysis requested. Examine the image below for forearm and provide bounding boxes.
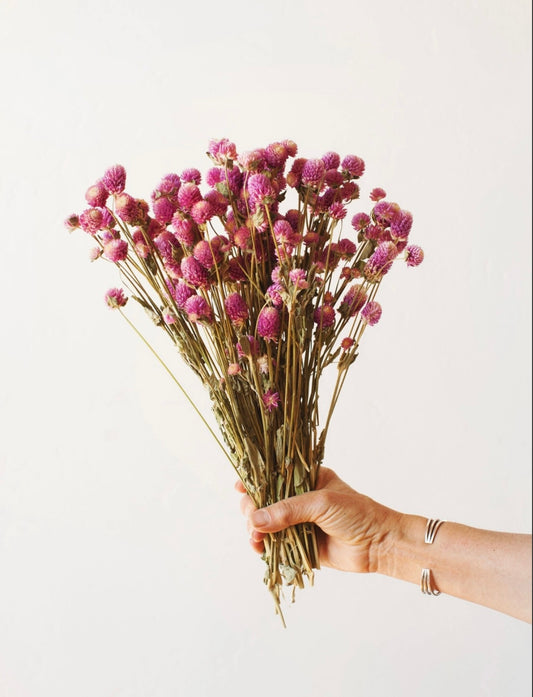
[377,514,532,623]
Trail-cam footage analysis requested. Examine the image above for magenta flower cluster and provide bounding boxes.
[68,138,423,413]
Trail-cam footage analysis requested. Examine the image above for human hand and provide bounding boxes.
[236,467,401,574]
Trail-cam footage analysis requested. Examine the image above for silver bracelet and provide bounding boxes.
[421,518,445,596]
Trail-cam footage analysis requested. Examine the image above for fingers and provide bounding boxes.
[249,491,322,533]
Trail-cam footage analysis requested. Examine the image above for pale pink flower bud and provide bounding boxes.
[257,307,281,342]
[64,214,80,232]
[163,308,177,324]
[85,181,108,208]
[228,363,241,376]
[89,247,103,262]
[405,245,424,267]
[105,287,128,308]
[104,238,128,262]
[102,165,126,195]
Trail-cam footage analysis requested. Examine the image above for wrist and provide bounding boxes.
[374,510,427,582]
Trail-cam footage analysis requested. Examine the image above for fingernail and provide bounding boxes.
[251,509,270,527]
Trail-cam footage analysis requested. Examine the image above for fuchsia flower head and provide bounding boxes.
[341,155,365,178]
[103,238,128,263]
[262,389,280,412]
[102,165,126,195]
[183,295,213,323]
[301,159,326,187]
[405,244,424,267]
[257,307,281,342]
[105,287,128,308]
[224,292,249,327]
[85,181,108,208]
[361,301,382,326]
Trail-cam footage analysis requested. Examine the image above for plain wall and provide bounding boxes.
[0,1,531,695]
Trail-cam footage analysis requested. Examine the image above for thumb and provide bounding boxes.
[250,492,320,532]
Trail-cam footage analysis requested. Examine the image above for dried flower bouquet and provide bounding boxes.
[66,138,423,624]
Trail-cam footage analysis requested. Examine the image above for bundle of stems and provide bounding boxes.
[67,138,423,623]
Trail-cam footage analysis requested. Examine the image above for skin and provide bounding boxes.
[237,467,532,623]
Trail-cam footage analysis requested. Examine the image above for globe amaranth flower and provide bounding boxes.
[341,337,355,351]
[177,183,203,212]
[262,388,280,412]
[152,197,178,224]
[265,141,289,168]
[224,292,249,327]
[132,229,151,259]
[154,231,180,260]
[301,159,326,187]
[257,306,281,342]
[105,287,128,308]
[340,284,367,317]
[193,239,223,269]
[266,283,284,307]
[247,173,275,208]
[328,202,347,220]
[341,155,365,178]
[390,210,413,241]
[103,238,128,262]
[85,181,108,208]
[208,138,237,165]
[321,151,341,170]
[289,268,308,289]
[181,255,209,287]
[337,238,357,257]
[183,295,213,323]
[172,280,195,308]
[370,187,387,202]
[313,304,336,328]
[405,245,424,267]
[163,308,177,324]
[89,247,103,262]
[325,169,344,187]
[361,301,382,325]
[180,168,202,184]
[351,212,370,231]
[238,149,267,172]
[190,200,215,225]
[204,189,229,217]
[227,363,241,376]
[64,214,80,231]
[172,215,197,246]
[102,165,127,195]
[79,208,104,235]
[364,242,398,280]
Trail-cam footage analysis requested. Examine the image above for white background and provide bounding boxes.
[0,0,531,695]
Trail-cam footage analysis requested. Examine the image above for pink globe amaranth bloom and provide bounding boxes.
[102,165,126,195]
[238,149,267,172]
[155,231,179,260]
[193,239,222,269]
[283,139,298,157]
[247,173,274,207]
[340,284,367,316]
[89,247,103,262]
[157,173,181,196]
[301,159,326,187]
[180,168,202,184]
[152,197,178,224]
[64,214,80,231]
[79,207,104,235]
[164,259,182,280]
[337,238,357,257]
[364,242,398,280]
[105,287,128,308]
[181,255,209,287]
[285,209,300,231]
[273,219,295,244]
[224,292,249,327]
[313,304,336,328]
[289,268,308,289]
[173,280,195,308]
[351,212,370,231]
[373,200,401,226]
[405,245,424,267]
[266,283,284,307]
[85,181,108,208]
[361,301,382,326]
[104,238,128,262]
[341,337,355,351]
[390,210,413,240]
[208,138,237,164]
[204,189,228,217]
[190,199,215,225]
[341,182,360,201]
[172,215,197,246]
[325,169,344,187]
[262,388,280,412]
[177,183,203,212]
[114,193,137,223]
[328,202,347,220]
[341,155,365,178]
[370,187,387,202]
[183,295,213,323]
[100,208,115,229]
[206,167,225,187]
[265,141,289,168]
[101,229,119,244]
[257,306,281,342]
[321,151,341,170]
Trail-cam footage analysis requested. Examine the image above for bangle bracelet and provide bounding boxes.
[421,518,445,596]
